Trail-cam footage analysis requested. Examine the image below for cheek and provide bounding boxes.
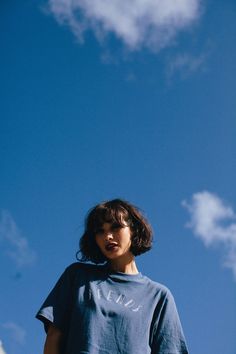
[120,230,132,245]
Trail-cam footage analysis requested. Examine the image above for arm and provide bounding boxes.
[44,324,64,354]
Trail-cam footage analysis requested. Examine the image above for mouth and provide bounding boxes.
[105,243,119,252]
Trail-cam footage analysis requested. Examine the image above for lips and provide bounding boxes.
[105,243,119,251]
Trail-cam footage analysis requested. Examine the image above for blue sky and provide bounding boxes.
[0,0,236,353]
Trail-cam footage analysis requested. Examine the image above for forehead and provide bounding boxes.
[101,220,128,228]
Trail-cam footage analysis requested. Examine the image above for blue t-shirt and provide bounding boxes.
[36,262,188,354]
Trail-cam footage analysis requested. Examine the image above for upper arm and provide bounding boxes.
[46,323,63,338]
[44,323,64,354]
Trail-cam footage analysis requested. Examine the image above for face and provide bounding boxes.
[95,221,133,261]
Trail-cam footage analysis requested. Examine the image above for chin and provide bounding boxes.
[105,254,121,260]
[104,251,123,260]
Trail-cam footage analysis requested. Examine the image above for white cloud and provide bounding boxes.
[0,341,7,354]
[182,191,236,278]
[0,210,36,267]
[2,322,26,345]
[167,52,206,79]
[47,0,202,51]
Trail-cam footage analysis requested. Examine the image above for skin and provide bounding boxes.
[43,324,63,354]
[95,221,139,274]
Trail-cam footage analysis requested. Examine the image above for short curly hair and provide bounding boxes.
[77,199,153,264]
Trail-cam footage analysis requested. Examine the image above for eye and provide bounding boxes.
[111,223,122,230]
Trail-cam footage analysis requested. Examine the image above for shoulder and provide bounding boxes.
[142,274,174,300]
[64,261,106,278]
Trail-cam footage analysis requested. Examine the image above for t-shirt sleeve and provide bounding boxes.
[151,289,189,354]
[35,265,75,333]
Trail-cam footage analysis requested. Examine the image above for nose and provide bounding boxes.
[105,231,113,240]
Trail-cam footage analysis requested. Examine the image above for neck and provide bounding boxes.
[108,254,139,274]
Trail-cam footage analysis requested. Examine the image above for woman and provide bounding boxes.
[36,199,188,354]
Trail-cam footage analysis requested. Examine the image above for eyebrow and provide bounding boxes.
[95,222,126,232]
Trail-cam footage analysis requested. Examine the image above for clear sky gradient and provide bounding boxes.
[1,1,236,353]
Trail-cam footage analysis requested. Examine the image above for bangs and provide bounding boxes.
[87,203,130,234]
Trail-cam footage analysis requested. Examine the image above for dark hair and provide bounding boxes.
[77,199,153,263]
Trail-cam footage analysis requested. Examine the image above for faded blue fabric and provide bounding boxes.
[36,262,188,354]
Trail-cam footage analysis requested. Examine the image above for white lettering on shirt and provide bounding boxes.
[107,290,114,301]
[85,286,142,313]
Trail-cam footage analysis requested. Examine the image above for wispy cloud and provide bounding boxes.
[166,51,207,80]
[2,322,26,345]
[46,0,202,51]
[182,191,236,279]
[0,210,36,267]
